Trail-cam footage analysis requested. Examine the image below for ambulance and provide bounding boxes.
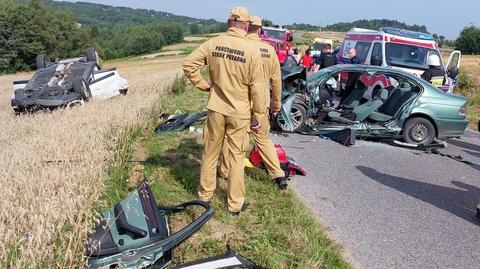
[337,27,461,93]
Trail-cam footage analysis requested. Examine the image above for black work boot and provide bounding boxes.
[274,177,288,190]
[229,202,250,216]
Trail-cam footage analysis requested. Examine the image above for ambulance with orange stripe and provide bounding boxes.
[337,27,461,93]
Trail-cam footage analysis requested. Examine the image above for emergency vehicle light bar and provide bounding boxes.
[380,27,433,41]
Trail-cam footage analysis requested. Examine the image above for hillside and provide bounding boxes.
[323,19,429,33]
[25,0,223,29]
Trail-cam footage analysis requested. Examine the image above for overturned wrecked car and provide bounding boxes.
[11,48,128,113]
[275,64,468,144]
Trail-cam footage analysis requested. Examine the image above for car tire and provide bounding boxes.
[86,48,98,62]
[274,102,307,133]
[73,77,92,100]
[403,117,436,145]
[36,55,47,70]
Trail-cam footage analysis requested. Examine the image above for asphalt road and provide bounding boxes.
[271,130,480,269]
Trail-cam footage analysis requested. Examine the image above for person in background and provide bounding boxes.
[182,6,265,216]
[340,48,361,103]
[318,44,338,69]
[348,48,360,64]
[299,49,313,70]
[421,54,446,87]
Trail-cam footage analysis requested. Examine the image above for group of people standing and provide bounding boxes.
[182,7,287,215]
[299,44,340,71]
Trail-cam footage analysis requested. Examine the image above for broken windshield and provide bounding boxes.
[385,43,442,71]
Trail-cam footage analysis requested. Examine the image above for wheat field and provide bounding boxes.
[0,56,184,267]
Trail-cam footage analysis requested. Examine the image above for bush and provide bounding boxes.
[457,69,475,91]
[455,26,480,54]
[0,0,93,73]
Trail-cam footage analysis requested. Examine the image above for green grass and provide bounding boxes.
[98,75,351,268]
[179,47,196,55]
[456,69,480,130]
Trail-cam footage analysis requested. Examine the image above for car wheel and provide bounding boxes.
[86,48,98,62]
[73,77,92,100]
[403,117,436,145]
[274,102,307,133]
[86,47,101,68]
[36,55,47,70]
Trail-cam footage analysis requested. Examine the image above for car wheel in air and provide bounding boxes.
[36,55,47,70]
[86,48,98,62]
[403,117,436,145]
[73,77,92,100]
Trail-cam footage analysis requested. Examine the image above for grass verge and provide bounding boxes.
[456,69,480,130]
[98,76,351,268]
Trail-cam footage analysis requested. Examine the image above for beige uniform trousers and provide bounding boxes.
[199,110,249,212]
[220,111,285,180]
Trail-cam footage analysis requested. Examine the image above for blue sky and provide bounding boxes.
[61,0,479,39]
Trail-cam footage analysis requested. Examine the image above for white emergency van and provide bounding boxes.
[337,27,461,92]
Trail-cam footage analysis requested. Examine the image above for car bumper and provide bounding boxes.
[434,117,468,138]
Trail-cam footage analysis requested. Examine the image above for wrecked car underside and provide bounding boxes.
[11,48,129,113]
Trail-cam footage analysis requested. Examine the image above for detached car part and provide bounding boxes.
[11,48,129,113]
[86,180,214,269]
[173,248,264,269]
[155,111,207,134]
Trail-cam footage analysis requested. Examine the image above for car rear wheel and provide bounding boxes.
[403,117,436,145]
[36,55,47,70]
[73,77,92,100]
[86,48,98,62]
[274,102,307,133]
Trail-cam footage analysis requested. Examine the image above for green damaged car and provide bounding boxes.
[276,64,468,144]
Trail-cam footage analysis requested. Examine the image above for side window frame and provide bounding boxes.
[355,42,372,63]
[370,43,383,64]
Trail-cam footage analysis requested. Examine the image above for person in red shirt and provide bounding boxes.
[299,49,313,70]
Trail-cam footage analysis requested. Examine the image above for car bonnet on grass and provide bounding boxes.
[11,48,129,113]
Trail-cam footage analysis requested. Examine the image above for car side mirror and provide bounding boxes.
[447,67,459,79]
[370,55,382,66]
[287,35,293,42]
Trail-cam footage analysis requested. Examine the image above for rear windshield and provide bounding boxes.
[263,29,286,41]
[385,43,442,71]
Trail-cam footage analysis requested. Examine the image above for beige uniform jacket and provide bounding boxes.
[247,33,282,110]
[183,28,266,120]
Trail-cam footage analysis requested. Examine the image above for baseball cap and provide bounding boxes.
[228,6,250,22]
[250,15,262,27]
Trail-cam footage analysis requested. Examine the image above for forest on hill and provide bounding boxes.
[1,0,225,73]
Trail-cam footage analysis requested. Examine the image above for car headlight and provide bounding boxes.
[459,104,467,116]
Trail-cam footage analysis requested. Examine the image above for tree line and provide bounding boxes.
[0,0,93,73]
[1,0,223,73]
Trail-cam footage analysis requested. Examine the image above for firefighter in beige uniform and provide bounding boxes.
[220,15,288,189]
[182,7,265,214]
